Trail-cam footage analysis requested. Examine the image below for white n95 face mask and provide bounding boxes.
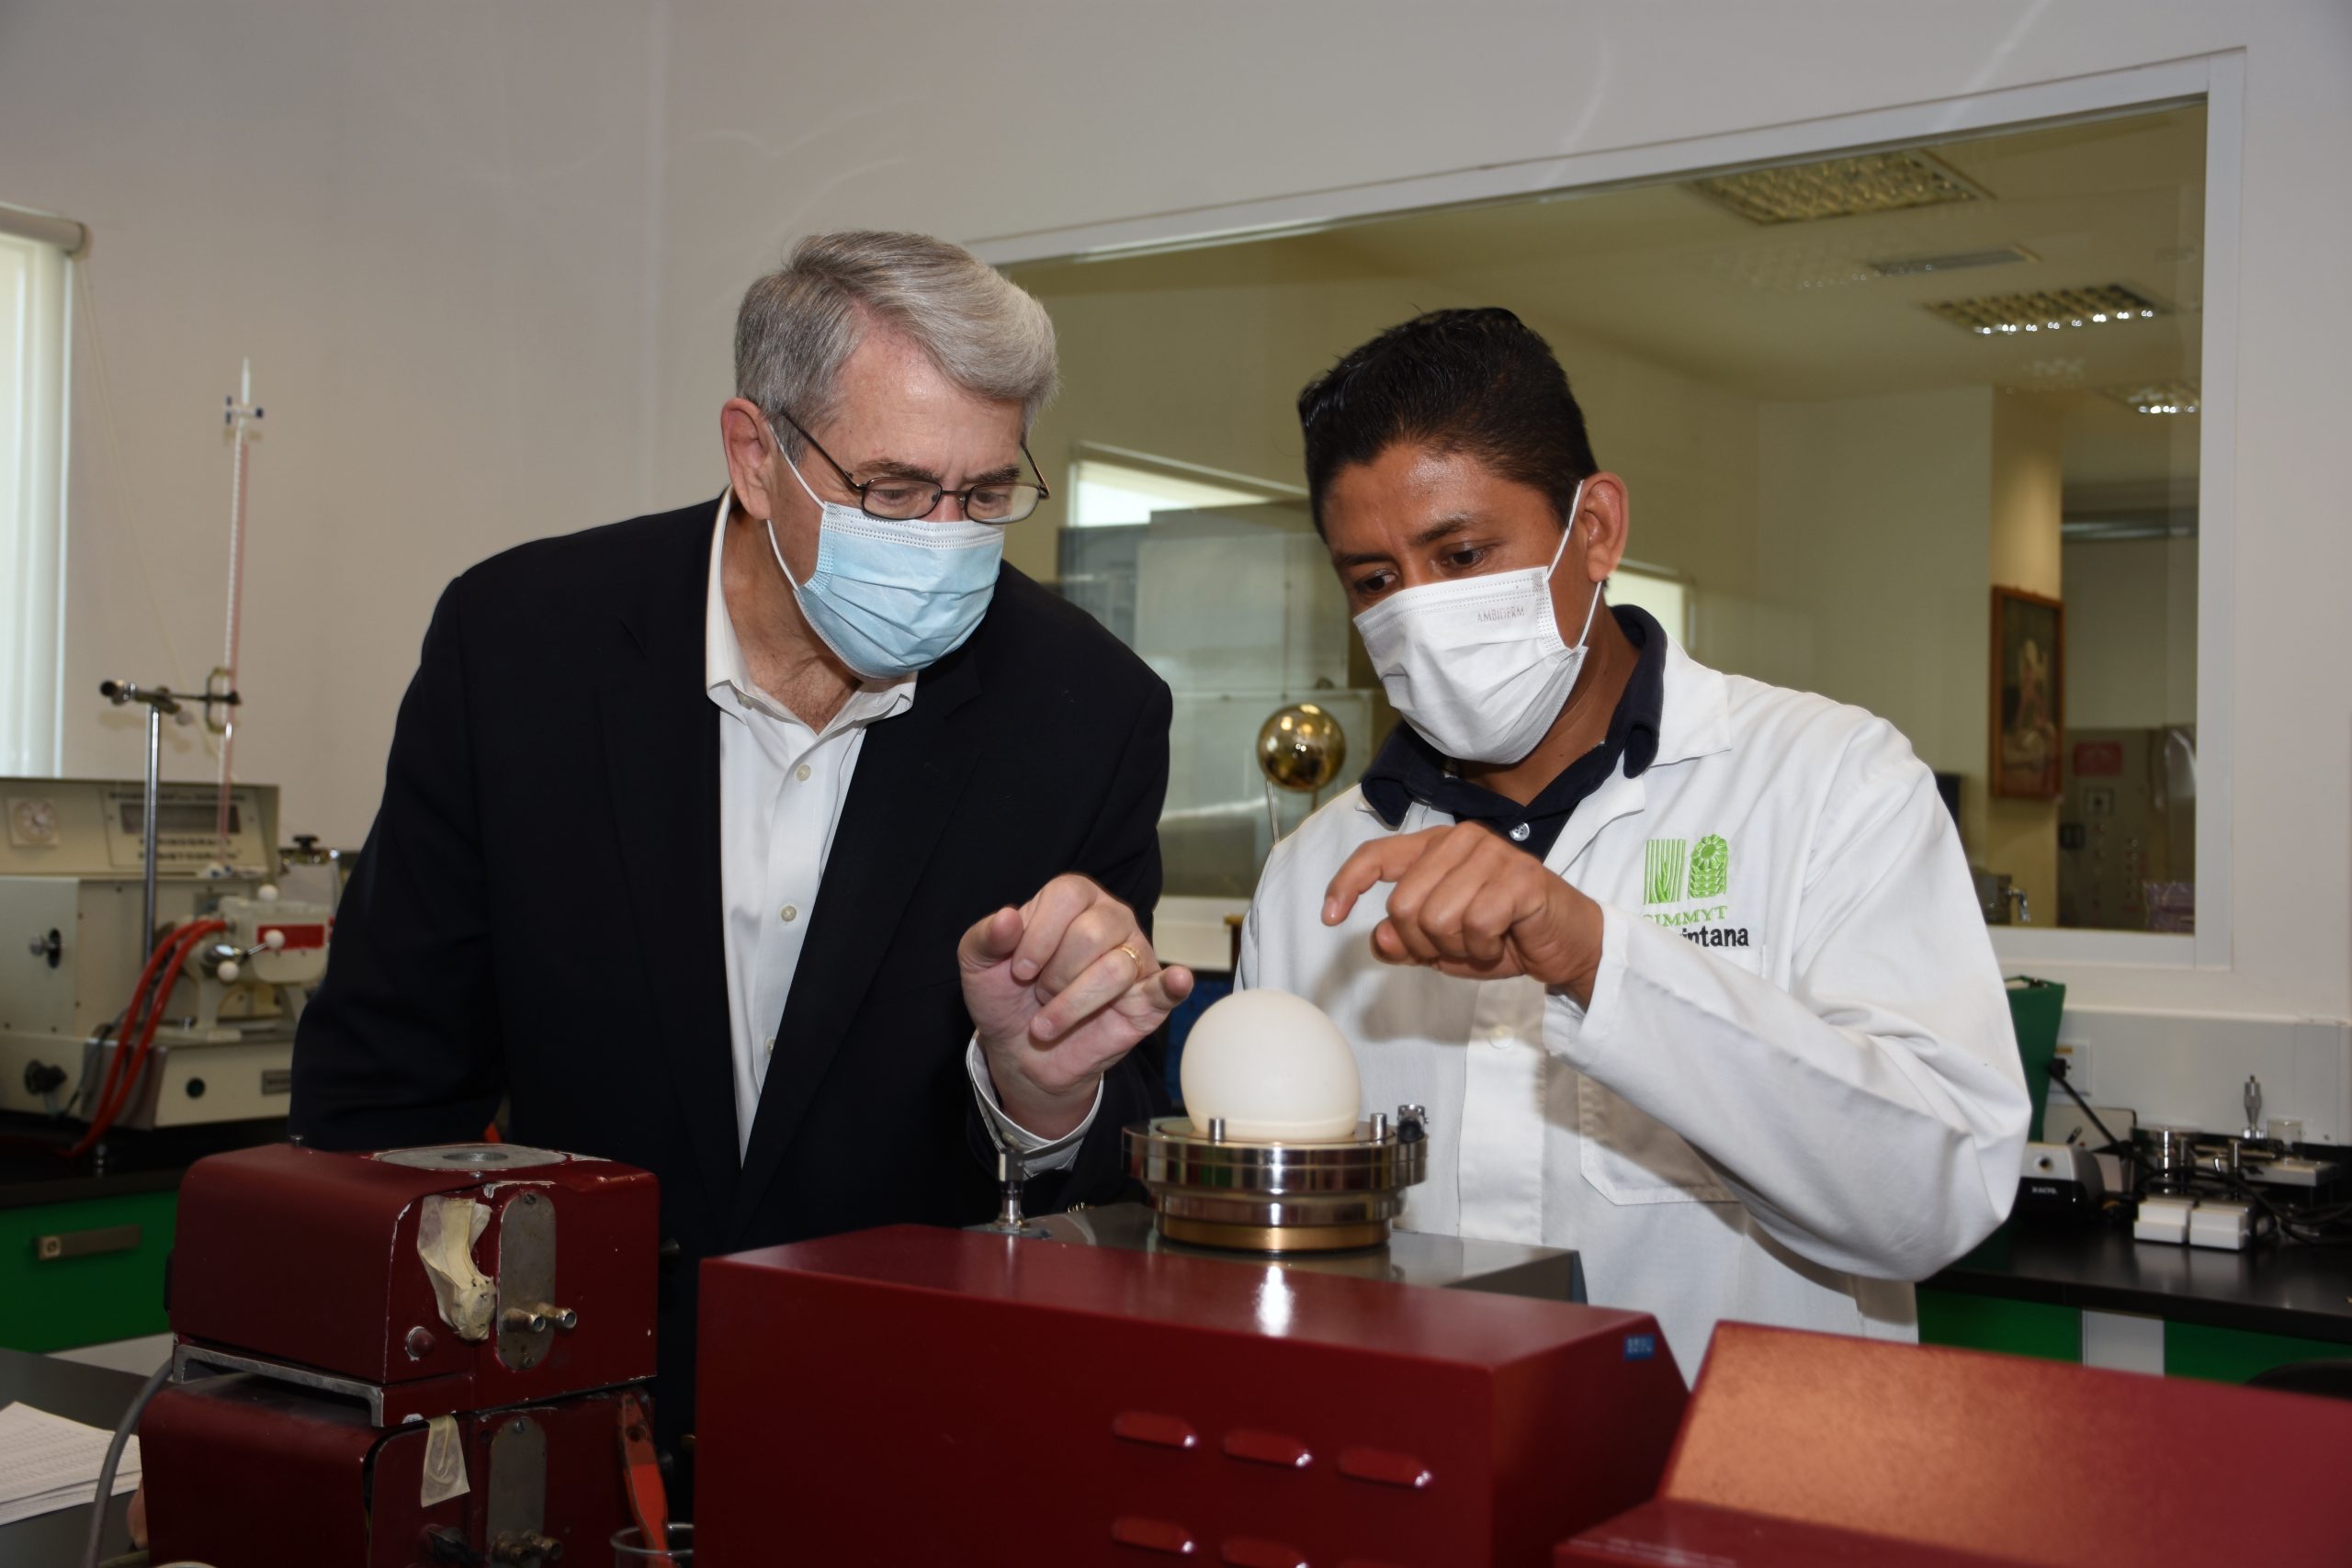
[1351,479,1599,765]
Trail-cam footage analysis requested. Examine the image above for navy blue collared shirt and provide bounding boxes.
[1360,604,1668,861]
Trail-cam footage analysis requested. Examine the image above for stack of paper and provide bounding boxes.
[0,1400,141,1527]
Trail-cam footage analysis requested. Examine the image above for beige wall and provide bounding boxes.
[6,0,2350,1029]
[1750,389,1993,806]
[2065,536,2199,728]
[1010,236,1761,607]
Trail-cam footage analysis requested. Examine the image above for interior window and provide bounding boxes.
[1008,106,2206,936]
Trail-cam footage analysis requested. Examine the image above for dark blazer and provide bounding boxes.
[289,497,1173,1481]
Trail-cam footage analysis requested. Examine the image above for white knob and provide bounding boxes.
[260,929,287,951]
[216,959,242,983]
[256,883,281,902]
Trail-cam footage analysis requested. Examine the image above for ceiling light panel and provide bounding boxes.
[2104,379,2200,415]
[1694,151,1983,225]
[1927,283,2165,336]
[1868,244,2037,277]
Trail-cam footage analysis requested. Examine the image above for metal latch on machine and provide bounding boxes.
[495,1190,578,1371]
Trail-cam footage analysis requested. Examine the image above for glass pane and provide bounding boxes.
[1012,104,2204,937]
[1070,457,1278,527]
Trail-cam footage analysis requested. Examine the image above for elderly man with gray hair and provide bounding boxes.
[288,231,1185,1498]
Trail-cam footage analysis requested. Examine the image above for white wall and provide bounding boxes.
[7,2,2351,1065]
[0,1,667,842]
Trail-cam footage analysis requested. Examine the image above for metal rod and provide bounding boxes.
[141,701,161,957]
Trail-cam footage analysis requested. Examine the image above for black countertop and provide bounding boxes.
[0,1347,146,1562]
[0,1116,288,1211]
[1928,1215,2352,1344]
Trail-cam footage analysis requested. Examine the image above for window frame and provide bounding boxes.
[1067,442,1306,529]
[0,215,76,777]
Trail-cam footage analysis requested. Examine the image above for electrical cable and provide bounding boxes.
[70,930,195,1142]
[92,920,224,1131]
[2045,1059,2155,1177]
[65,919,224,1157]
[82,1357,172,1568]
[2046,1059,2350,1244]
[74,925,203,1145]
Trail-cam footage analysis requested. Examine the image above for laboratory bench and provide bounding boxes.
[0,1116,287,1355]
[1921,1213,2352,1379]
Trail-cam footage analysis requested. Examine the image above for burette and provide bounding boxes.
[205,360,260,852]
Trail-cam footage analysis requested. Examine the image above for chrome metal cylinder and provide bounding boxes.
[1123,1110,1429,1253]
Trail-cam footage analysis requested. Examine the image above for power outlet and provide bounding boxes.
[2052,1039,2092,1098]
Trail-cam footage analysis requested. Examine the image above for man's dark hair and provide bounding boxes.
[1296,307,1598,533]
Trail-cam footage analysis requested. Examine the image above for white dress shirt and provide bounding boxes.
[705,491,1096,1168]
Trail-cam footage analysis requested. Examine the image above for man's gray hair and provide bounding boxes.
[735,231,1057,456]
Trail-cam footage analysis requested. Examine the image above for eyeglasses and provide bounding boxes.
[771,409,1049,525]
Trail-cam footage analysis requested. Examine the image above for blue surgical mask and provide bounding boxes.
[764,443,1004,681]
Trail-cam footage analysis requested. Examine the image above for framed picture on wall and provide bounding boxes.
[1990,586,2064,799]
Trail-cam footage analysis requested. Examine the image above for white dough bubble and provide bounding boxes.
[1182,988,1362,1142]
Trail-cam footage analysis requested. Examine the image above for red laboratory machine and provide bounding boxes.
[695,1224,1690,1566]
[1558,1322,2352,1566]
[142,1141,660,1568]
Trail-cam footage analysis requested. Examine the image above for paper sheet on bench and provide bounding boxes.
[0,1399,141,1527]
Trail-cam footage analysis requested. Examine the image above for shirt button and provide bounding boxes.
[763,1035,776,1056]
[1509,822,1532,842]
[795,763,812,783]
[780,905,798,923]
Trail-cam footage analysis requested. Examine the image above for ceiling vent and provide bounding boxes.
[1694,151,1984,225]
[1926,283,2165,336]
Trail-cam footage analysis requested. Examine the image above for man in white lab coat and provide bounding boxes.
[1241,308,2030,1372]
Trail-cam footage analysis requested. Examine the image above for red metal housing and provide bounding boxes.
[144,1378,639,1568]
[1559,1323,2352,1566]
[170,1142,657,1418]
[697,1224,1689,1566]
[147,1142,660,1566]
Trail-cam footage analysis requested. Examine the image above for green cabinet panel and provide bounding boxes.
[2165,1321,2348,1384]
[0,1190,177,1352]
[1917,1289,2081,1363]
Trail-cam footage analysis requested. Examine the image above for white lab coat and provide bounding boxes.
[1239,638,2029,1375]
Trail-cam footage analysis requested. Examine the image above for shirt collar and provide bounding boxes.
[705,487,916,732]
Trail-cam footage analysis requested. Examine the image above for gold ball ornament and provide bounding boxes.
[1256,703,1348,794]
